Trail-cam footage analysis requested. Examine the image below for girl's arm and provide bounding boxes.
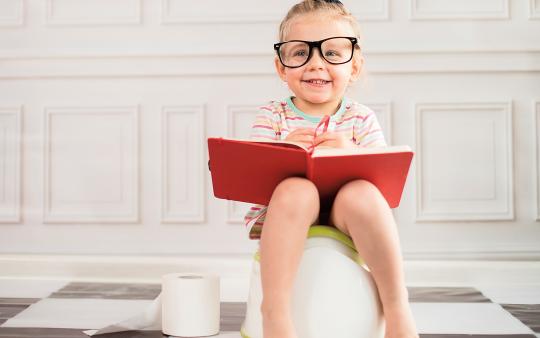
[353,109,387,148]
[250,104,280,141]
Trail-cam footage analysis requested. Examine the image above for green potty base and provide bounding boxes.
[240,327,250,338]
[253,225,364,266]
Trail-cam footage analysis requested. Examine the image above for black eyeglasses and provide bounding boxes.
[274,36,358,68]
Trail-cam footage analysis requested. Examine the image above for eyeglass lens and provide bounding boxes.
[278,37,354,68]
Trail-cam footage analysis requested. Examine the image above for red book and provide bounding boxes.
[207,138,413,208]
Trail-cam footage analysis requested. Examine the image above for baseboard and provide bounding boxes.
[1,254,539,301]
[0,254,254,301]
[404,260,540,287]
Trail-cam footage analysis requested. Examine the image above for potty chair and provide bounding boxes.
[240,225,385,338]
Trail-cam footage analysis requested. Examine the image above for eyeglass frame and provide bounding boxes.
[273,36,359,69]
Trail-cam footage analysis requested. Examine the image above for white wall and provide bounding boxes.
[0,0,539,261]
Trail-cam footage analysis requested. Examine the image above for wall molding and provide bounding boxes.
[161,105,206,223]
[349,0,390,21]
[227,104,260,139]
[365,102,393,145]
[410,0,509,20]
[0,0,24,27]
[226,104,259,224]
[536,100,540,221]
[227,201,249,224]
[45,0,141,26]
[43,105,139,223]
[1,50,539,79]
[0,106,22,223]
[161,0,280,24]
[415,102,514,221]
[531,0,540,19]
[160,0,389,23]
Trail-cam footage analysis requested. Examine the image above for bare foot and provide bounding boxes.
[262,309,298,338]
[384,302,419,338]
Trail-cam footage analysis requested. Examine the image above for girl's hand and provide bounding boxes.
[284,128,316,148]
[313,132,356,149]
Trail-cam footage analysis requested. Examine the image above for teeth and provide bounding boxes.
[307,80,328,84]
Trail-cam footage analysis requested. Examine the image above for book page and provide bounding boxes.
[221,137,309,151]
[311,145,412,157]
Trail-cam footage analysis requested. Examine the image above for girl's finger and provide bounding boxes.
[287,134,313,144]
[314,133,334,145]
[291,128,315,136]
[298,135,315,143]
[314,139,335,148]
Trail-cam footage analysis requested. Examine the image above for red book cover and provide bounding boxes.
[208,137,413,208]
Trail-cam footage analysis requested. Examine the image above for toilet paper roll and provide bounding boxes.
[161,273,220,337]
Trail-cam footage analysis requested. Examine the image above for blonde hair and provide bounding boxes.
[278,0,362,43]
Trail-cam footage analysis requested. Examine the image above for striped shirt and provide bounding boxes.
[244,96,387,240]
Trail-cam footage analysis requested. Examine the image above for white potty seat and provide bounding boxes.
[240,225,385,338]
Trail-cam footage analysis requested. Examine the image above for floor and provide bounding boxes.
[0,279,539,338]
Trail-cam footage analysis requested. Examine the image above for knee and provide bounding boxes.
[270,177,319,211]
[334,179,386,213]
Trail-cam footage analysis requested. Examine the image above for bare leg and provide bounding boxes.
[330,179,418,338]
[259,177,320,338]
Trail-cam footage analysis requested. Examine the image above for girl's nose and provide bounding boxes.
[306,48,325,69]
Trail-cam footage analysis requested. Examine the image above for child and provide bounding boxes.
[244,1,419,337]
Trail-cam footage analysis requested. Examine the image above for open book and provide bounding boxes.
[207,138,413,208]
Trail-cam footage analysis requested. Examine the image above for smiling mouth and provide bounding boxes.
[303,79,331,85]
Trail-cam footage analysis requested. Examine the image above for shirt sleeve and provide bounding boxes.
[244,205,266,239]
[354,107,387,148]
[249,104,280,141]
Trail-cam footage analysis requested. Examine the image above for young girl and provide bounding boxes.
[244,1,418,338]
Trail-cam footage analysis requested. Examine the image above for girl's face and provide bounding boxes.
[275,15,362,114]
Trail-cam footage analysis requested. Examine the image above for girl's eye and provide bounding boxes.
[293,49,308,57]
[325,50,340,57]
